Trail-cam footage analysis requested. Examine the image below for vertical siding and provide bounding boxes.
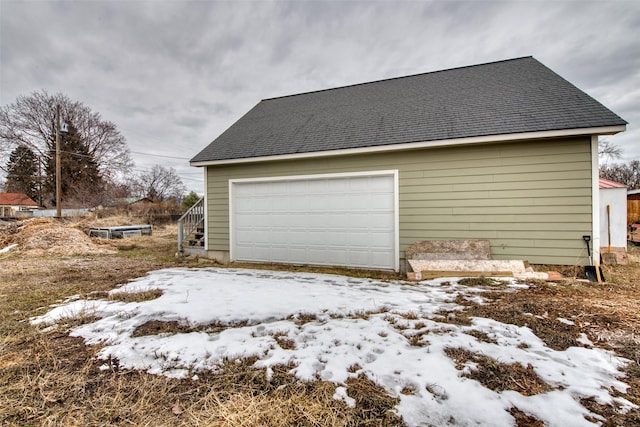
[206,137,593,265]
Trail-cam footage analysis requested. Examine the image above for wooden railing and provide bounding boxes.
[178,196,204,252]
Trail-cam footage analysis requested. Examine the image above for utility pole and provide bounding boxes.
[56,104,62,219]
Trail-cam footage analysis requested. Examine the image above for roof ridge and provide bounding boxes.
[262,56,535,102]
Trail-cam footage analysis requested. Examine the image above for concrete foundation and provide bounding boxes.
[205,250,231,264]
[405,239,555,281]
[406,239,491,260]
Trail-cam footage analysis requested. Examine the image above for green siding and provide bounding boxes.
[205,137,593,266]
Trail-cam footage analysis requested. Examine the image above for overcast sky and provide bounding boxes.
[1,0,638,194]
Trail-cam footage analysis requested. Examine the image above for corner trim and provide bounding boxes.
[203,167,208,251]
[591,136,600,266]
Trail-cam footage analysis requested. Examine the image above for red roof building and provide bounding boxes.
[0,193,39,217]
[599,178,627,189]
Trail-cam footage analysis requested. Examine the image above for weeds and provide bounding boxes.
[444,347,553,396]
[108,288,163,303]
[508,407,545,427]
[133,319,250,337]
[289,312,319,326]
[465,330,498,344]
[458,277,508,287]
[272,332,296,350]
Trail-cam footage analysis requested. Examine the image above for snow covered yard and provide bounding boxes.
[33,267,637,426]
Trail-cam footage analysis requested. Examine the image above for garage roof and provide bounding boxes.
[191,56,626,164]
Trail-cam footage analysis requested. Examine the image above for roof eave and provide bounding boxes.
[190,124,626,167]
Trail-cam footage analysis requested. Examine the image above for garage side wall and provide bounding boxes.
[205,137,593,267]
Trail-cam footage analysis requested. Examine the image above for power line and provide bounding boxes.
[53,149,191,161]
[130,150,191,160]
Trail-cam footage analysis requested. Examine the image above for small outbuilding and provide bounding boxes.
[0,193,39,218]
[599,178,627,254]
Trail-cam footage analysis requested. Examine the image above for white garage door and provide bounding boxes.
[230,171,398,270]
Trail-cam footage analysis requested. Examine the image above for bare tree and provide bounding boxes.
[598,138,623,164]
[0,90,133,181]
[134,165,186,202]
[600,160,640,190]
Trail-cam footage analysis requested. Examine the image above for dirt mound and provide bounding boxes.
[75,214,148,230]
[0,218,116,257]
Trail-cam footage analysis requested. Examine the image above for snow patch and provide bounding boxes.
[32,267,636,426]
[0,243,18,253]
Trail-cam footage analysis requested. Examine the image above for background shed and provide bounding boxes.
[599,178,627,249]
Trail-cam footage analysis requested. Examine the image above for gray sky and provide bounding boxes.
[1,0,639,194]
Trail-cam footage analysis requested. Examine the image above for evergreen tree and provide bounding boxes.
[181,191,201,209]
[44,121,104,206]
[5,145,40,202]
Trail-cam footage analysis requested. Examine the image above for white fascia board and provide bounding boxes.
[190,125,626,167]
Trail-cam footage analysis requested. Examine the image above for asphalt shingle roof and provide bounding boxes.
[191,57,626,163]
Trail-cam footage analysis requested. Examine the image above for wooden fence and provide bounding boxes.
[629,200,640,225]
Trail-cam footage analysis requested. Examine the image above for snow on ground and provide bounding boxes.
[33,267,636,426]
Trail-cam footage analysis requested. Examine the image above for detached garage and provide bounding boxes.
[187,57,626,271]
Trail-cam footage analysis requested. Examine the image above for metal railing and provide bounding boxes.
[177,196,204,252]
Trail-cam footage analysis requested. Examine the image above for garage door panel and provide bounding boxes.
[231,173,397,270]
[343,213,392,228]
[369,251,395,267]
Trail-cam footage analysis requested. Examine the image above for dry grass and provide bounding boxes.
[1,335,401,426]
[108,288,164,303]
[444,347,554,396]
[457,277,509,287]
[228,261,405,282]
[435,247,640,422]
[288,312,320,326]
[2,217,640,425]
[272,332,296,350]
[0,217,403,426]
[132,319,250,338]
[509,407,545,427]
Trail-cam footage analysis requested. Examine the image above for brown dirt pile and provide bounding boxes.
[0,218,116,257]
[75,214,144,230]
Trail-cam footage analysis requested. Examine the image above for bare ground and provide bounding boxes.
[1,218,639,425]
